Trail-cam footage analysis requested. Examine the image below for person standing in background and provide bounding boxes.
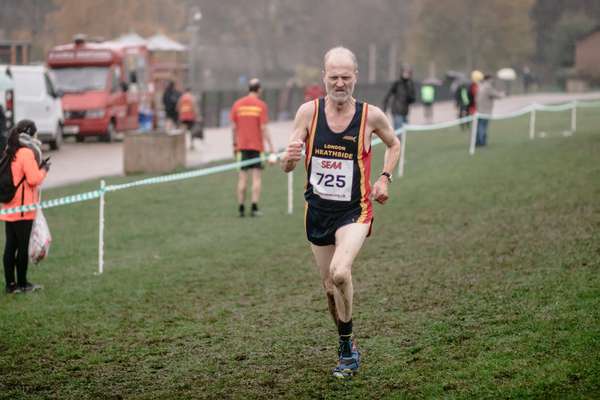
[177,87,200,150]
[522,66,534,94]
[383,65,415,137]
[475,74,504,147]
[420,82,436,124]
[454,80,471,131]
[230,78,274,217]
[1,120,49,294]
[162,80,181,132]
[468,70,483,117]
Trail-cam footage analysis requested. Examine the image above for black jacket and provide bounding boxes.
[383,78,416,117]
[162,88,181,114]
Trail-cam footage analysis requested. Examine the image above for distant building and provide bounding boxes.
[146,33,188,93]
[568,27,600,92]
[0,40,32,65]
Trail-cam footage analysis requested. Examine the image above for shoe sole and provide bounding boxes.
[20,287,42,293]
[332,368,357,379]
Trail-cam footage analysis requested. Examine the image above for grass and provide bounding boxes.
[0,108,599,399]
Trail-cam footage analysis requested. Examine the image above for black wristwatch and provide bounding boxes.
[381,172,392,183]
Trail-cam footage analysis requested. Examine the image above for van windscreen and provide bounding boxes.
[50,67,109,93]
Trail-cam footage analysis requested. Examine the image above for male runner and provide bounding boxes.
[281,47,401,378]
[231,78,274,217]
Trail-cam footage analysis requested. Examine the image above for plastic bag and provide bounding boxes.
[29,209,51,264]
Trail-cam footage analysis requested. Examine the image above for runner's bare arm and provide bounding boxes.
[281,102,313,172]
[369,105,401,204]
[231,124,236,156]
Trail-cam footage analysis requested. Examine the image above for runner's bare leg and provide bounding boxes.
[251,168,262,204]
[237,171,248,204]
[311,244,338,326]
[330,223,370,323]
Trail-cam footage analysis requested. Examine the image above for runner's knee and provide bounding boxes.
[331,265,351,287]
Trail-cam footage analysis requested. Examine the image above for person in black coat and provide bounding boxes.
[383,65,416,135]
[454,81,471,131]
[162,80,181,131]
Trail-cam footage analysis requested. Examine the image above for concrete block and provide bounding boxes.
[124,131,186,174]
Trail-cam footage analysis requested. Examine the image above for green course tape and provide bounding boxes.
[0,190,102,216]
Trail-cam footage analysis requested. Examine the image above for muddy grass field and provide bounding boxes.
[1,109,599,399]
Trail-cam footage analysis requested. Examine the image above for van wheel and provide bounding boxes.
[49,124,63,150]
[101,121,116,143]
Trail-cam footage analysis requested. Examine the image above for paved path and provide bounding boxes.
[43,92,600,189]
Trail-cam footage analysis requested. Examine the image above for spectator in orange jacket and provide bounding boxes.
[177,87,200,149]
[1,120,49,294]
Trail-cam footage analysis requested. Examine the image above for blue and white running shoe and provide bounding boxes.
[332,338,360,378]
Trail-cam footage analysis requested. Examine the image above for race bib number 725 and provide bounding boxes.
[310,156,353,201]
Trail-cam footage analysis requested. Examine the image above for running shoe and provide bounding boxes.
[332,338,360,378]
[250,209,263,217]
[5,283,21,294]
[19,282,43,293]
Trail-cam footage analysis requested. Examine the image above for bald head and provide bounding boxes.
[323,46,358,72]
[322,47,358,105]
[248,78,261,93]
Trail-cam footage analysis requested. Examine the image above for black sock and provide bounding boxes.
[338,319,352,339]
[239,204,245,214]
[251,203,258,211]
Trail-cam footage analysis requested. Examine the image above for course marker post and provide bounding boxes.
[287,170,293,215]
[469,114,478,155]
[398,128,407,177]
[98,180,105,275]
[529,108,536,140]
[571,101,577,133]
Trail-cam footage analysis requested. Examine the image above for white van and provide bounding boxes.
[0,65,64,150]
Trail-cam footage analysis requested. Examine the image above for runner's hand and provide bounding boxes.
[372,177,389,204]
[285,140,303,162]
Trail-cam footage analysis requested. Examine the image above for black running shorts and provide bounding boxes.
[236,150,264,170]
[305,205,372,246]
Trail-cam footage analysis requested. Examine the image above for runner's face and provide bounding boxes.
[324,60,356,104]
